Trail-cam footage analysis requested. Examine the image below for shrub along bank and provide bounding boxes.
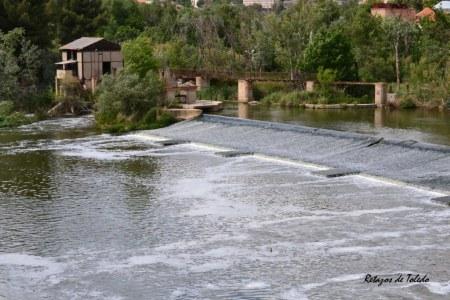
[94,71,176,133]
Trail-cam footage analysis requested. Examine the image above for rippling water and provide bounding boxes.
[0,116,449,299]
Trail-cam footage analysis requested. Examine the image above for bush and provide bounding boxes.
[260,91,286,105]
[253,82,291,100]
[0,101,14,117]
[95,71,163,127]
[197,83,236,101]
[261,88,370,106]
[141,107,158,125]
[399,96,417,109]
[0,112,35,128]
[95,70,172,132]
[154,111,177,128]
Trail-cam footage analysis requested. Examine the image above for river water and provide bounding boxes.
[218,102,450,146]
[0,116,449,299]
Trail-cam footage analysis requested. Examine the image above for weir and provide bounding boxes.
[147,114,450,192]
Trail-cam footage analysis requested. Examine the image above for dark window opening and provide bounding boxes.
[102,62,111,75]
[67,51,77,60]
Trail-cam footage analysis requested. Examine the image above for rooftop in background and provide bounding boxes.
[371,3,409,9]
[416,7,436,21]
[371,2,416,22]
[59,37,121,51]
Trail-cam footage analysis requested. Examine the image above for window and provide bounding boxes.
[102,62,111,75]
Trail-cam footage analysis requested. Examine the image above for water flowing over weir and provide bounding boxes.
[1,116,450,299]
[148,114,450,192]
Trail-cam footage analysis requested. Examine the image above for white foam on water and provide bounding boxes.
[18,115,94,131]
[243,281,270,289]
[280,287,309,300]
[328,244,450,255]
[253,153,327,171]
[186,198,259,217]
[355,174,448,198]
[0,253,65,279]
[127,254,189,269]
[301,273,366,291]
[351,231,404,240]
[251,206,420,228]
[203,246,252,258]
[332,206,420,217]
[250,215,332,228]
[153,233,249,252]
[424,281,450,295]
[189,261,231,273]
[187,142,234,153]
[126,133,168,142]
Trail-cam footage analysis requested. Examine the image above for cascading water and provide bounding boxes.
[0,115,449,299]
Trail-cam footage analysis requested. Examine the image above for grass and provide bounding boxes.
[0,101,38,128]
[260,89,372,107]
[97,109,177,134]
[197,82,237,101]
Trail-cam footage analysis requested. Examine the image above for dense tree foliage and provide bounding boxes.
[303,30,358,81]
[0,0,449,110]
[0,29,42,106]
[122,36,159,78]
[47,0,106,44]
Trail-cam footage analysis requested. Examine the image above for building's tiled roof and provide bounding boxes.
[60,37,104,50]
[416,7,436,17]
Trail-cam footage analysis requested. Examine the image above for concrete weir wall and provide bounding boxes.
[148,115,450,192]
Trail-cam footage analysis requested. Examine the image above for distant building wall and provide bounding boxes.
[243,0,276,9]
[81,51,123,81]
[371,4,416,21]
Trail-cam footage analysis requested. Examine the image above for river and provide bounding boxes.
[0,115,449,299]
[217,102,450,146]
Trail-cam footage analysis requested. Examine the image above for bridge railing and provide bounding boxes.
[170,69,314,82]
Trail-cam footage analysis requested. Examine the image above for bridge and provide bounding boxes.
[164,69,388,107]
[168,69,314,82]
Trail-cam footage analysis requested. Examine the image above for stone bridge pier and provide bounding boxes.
[238,79,253,102]
[374,82,387,108]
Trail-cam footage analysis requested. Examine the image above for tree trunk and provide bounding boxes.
[395,40,400,91]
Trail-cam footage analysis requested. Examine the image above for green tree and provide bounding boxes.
[0,28,42,108]
[270,8,311,79]
[95,71,164,127]
[47,0,106,44]
[122,35,159,78]
[154,40,200,69]
[406,57,450,107]
[0,0,51,47]
[340,4,394,82]
[382,18,417,89]
[303,30,358,80]
[102,0,144,42]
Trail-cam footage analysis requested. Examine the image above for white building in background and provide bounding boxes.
[243,0,277,9]
[243,0,296,9]
[434,1,450,13]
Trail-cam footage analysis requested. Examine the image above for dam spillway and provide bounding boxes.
[148,114,450,192]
